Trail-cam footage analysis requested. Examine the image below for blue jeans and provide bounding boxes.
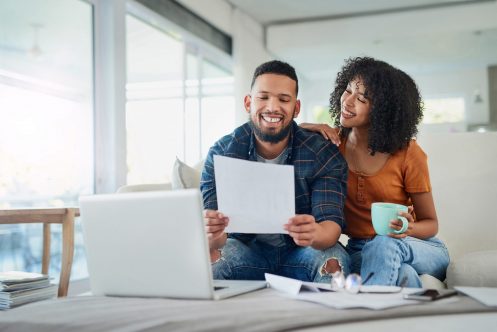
[347,236,450,288]
[212,237,350,283]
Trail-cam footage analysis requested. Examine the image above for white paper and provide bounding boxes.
[265,273,424,310]
[265,273,331,296]
[295,289,423,310]
[359,285,403,293]
[214,155,295,233]
[455,286,497,306]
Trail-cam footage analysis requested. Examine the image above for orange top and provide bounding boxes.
[339,138,432,239]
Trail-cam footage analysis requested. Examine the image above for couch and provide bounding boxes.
[1,133,496,331]
[134,133,497,289]
[417,132,497,288]
[1,286,496,332]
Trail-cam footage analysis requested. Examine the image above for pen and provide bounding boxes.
[362,272,374,284]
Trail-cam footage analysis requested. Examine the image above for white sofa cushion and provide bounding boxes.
[419,274,446,290]
[417,132,497,262]
[446,250,497,288]
[171,158,204,189]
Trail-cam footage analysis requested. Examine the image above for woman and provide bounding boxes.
[301,57,449,287]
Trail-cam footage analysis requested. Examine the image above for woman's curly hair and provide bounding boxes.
[329,57,423,155]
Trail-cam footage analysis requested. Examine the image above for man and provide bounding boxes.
[201,60,349,283]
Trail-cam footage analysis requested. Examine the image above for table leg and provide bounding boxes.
[58,209,75,297]
[42,223,51,275]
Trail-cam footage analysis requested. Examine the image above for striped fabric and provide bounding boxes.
[200,121,348,242]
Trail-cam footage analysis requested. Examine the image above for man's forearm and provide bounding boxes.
[209,233,227,249]
[311,221,341,250]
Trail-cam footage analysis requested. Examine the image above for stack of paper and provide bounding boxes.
[265,273,425,310]
[0,271,57,310]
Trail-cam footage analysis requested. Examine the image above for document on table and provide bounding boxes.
[455,286,497,306]
[214,155,295,233]
[265,273,428,310]
[265,273,332,296]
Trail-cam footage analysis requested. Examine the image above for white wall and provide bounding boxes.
[266,1,497,71]
[415,67,490,125]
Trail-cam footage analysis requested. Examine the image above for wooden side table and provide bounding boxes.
[0,207,79,297]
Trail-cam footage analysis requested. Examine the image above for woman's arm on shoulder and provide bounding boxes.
[300,123,341,146]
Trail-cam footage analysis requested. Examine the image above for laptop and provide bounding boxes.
[79,189,267,300]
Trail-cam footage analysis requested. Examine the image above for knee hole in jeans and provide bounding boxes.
[320,258,341,276]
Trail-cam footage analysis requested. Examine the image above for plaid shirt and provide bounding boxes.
[201,121,348,240]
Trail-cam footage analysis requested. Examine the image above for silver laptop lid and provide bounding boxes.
[79,189,215,299]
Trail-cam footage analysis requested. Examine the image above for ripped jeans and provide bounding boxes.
[347,236,450,288]
[212,236,350,283]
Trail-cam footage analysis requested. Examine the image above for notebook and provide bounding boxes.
[79,189,266,300]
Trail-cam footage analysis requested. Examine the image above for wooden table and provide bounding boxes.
[0,207,79,297]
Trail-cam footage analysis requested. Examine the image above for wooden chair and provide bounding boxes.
[0,208,79,297]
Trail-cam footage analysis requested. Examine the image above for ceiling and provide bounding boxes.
[225,0,497,80]
[226,0,482,25]
[1,0,496,86]
[225,0,489,26]
[0,0,93,93]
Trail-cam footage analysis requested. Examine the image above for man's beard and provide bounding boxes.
[249,117,293,144]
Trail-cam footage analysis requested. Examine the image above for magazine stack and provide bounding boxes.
[0,271,57,310]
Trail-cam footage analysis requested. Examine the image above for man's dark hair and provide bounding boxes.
[329,56,423,155]
[251,60,299,95]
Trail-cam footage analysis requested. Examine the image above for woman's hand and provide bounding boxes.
[300,123,340,146]
[388,208,414,239]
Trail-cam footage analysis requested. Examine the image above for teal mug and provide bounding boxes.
[371,203,408,235]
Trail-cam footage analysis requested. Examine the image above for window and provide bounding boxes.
[310,105,334,125]
[0,0,234,281]
[126,15,184,185]
[198,59,235,158]
[423,97,465,124]
[126,14,234,184]
[0,0,93,278]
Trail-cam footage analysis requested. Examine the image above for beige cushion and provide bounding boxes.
[420,274,446,290]
[171,158,204,189]
[446,250,497,288]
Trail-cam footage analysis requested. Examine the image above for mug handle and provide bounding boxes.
[393,216,408,234]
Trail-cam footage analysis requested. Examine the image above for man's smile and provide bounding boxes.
[260,113,283,126]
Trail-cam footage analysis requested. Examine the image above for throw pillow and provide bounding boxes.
[171,158,202,189]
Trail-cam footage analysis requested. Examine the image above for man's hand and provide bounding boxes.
[203,209,229,248]
[284,214,320,247]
